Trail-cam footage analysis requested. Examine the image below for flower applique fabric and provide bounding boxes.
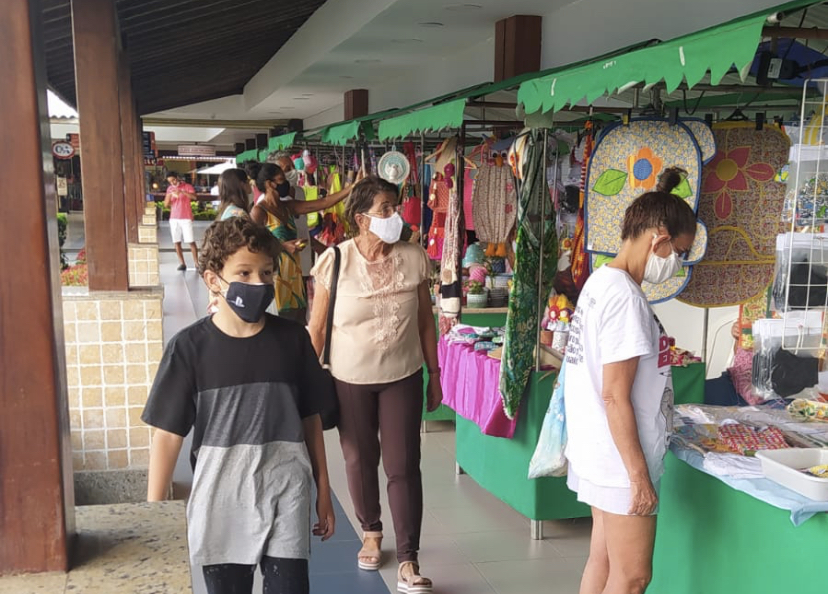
[680,123,790,307]
[584,118,710,303]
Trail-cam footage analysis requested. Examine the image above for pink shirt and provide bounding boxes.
[166,183,195,220]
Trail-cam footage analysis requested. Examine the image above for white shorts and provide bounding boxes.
[567,464,660,516]
[170,219,194,244]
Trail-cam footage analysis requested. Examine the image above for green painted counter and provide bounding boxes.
[650,452,828,594]
[455,370,589,522]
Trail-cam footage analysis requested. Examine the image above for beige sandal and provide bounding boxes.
[357,531,383,571]
[397,561,433,593]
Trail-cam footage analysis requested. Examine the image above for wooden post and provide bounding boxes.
[73,0,129,291]
[119,52,141,243]
[494,15,542,82]
[344,89,369,120]
[0,0,74,574]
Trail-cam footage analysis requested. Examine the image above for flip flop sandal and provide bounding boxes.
[397,561,433,593]
[357,532,383,571]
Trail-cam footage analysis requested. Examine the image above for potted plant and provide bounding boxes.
[466,280,488,309]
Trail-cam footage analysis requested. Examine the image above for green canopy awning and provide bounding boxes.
[235,149,258,164]
[377,99,466,140]
[268,132,296,152]
[517,0,819,115]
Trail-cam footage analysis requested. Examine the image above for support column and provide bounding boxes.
[119,52,141,244]
[73,0,129,291]
[0,0,74,574]
[494,15,542,82]
[344,89,369,120]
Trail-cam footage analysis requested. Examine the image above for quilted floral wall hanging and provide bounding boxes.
[679,122,790,307]
[584,118,712,303]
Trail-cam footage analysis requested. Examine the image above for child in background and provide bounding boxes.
[143,217,335,594]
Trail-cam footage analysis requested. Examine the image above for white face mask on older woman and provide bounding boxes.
[365,212,404,244]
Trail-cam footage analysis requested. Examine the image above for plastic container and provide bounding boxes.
[756,448,828,501]
[772,232,828,312]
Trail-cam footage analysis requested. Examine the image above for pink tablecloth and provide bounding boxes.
[438,337,519,438]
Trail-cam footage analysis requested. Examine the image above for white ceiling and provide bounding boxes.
[149,0,577,124]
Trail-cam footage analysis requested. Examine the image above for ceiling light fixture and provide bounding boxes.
[418,21,445,28]
[444,3,482,11]
[355,59,382,64]
[391,38,424,44]
[339,75,354,79]
[278,106,295,110]
[292,97,310,100]
[301,93,314,96]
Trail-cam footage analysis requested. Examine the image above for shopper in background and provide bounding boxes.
[243,160,263,206]
[271,151,316,283]
[564,168,696,594]
[251,163,352,324]
[164,171,199,271]
[307,176,440,593]
[216,168,251,221]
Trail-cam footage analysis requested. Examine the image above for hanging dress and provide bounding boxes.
[426,173,450,261]
[472,153,517,257]
[265,209,308,313]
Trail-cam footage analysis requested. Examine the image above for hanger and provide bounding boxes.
[725,106,749,121]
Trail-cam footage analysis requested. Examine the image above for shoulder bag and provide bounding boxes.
[319,246,341,430]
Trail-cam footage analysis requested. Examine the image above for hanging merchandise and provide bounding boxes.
[377,150,410,185]
[680,122,789,307]
[499,131,558,419]
[438,143,463,335]
[472,141,518,257]
[584,118,709,303]
[425,137,459,261]
[528,359,568,479]
[316,164,348,246]
[563,124,594,302]
[401,142,422,228]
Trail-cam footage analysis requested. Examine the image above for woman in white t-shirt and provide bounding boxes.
[564,168,696,594]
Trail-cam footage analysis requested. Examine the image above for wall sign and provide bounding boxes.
[52,141,75,159]
[177,144,216,157]
[56,177,68,197]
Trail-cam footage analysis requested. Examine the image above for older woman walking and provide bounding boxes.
[308,176,441,593]
[564,168,696,594]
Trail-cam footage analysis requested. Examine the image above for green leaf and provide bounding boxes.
[593,254,615,269]
[592,169,628,196]
[672,176,693,199]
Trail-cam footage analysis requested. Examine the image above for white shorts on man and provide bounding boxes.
[170,219,194,244]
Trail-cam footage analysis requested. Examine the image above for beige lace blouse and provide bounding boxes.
[311,239,431,384]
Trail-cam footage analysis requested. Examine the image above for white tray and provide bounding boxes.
[756,448,828,501]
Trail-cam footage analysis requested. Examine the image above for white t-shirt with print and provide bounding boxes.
[564,266,673,489]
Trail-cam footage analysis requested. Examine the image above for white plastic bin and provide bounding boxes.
[756,448,828,501]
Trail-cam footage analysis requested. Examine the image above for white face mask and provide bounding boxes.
[285,169,299,186]
[366,212,404,244]
[643,234,682,285]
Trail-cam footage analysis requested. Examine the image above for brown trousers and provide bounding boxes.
[334,370,424,563]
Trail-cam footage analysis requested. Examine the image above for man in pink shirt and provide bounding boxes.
[165,172,198,271]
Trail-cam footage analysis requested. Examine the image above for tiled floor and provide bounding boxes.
[159,229,594,594]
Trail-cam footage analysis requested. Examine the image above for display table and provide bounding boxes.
[650,451,828,594]
[422,308,509,425]
[455,370,590,538]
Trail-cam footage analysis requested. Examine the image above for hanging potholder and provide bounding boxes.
[680,123,790,307]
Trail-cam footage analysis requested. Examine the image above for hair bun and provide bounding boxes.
[656,167,686,194]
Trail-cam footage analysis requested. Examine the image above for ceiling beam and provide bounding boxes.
[762,26,828,40]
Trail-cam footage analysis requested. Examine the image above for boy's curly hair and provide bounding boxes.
[197,218,282,275]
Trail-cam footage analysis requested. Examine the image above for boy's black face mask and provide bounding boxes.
[218,277,274,323]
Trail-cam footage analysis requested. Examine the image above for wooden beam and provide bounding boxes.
[0,0,74,574]
[73,0,129,291]
[763,26,828,40]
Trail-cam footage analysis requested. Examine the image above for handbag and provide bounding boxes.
[528,360,568,478]
[318,246,342,430]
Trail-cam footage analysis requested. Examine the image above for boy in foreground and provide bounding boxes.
[143,217,335,594]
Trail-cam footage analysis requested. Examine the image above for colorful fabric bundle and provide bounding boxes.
[401,142,422,228]
[717,423,789,455]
